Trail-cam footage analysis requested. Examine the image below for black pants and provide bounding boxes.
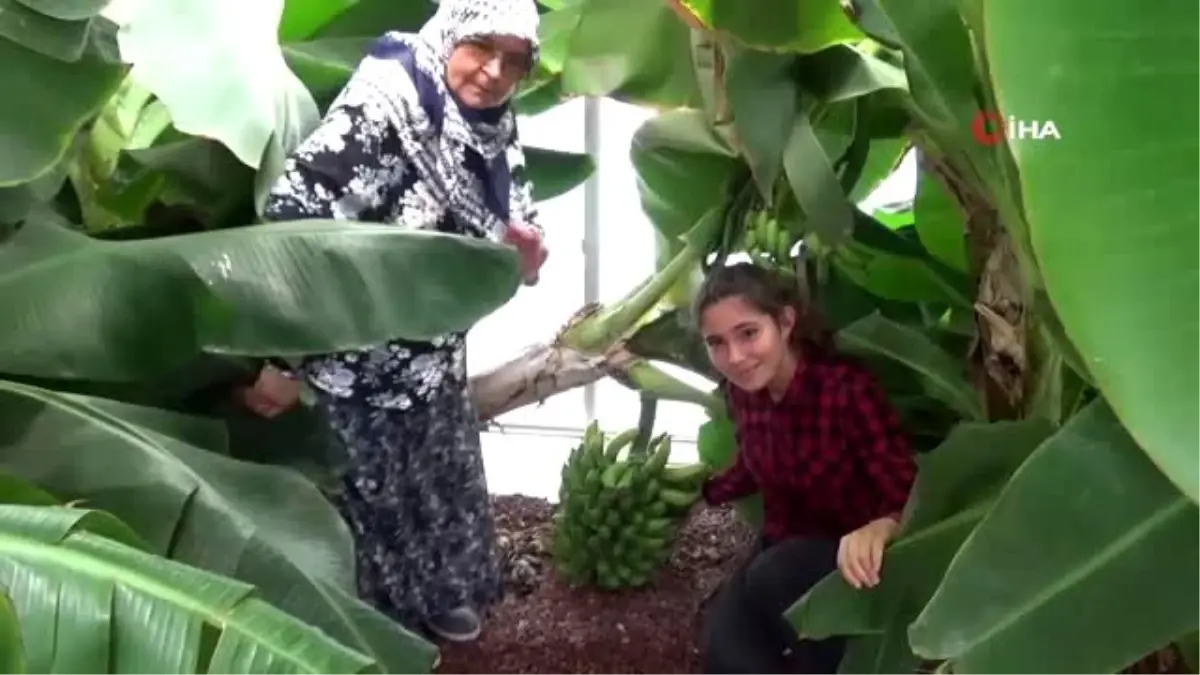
[702,537,846,674]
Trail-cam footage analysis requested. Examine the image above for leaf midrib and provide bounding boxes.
[0,222,501,286]
[937,497,1190,658]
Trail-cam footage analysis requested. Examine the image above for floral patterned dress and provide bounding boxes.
[260,31,540,629]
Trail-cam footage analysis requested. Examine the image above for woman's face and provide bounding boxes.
[700,295,795,393]
[447,34,531,109]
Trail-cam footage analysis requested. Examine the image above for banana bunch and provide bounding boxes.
[551,422,710,590]
[742,209,795,267]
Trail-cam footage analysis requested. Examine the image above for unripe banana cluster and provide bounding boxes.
[742,209,795,267]
[551,422,710,590]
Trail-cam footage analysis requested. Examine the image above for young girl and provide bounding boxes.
[694,262,917,673]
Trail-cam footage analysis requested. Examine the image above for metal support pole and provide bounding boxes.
[582,96,602,421]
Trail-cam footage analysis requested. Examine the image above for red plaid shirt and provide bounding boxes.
[702,354,917,543]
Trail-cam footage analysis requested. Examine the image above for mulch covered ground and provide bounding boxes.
[436,494,755,674]
[435,495,1189,675]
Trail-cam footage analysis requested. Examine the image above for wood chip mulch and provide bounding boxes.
[435,494,755,674]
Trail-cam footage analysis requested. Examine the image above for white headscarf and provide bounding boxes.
[418,0,541,67]
[329,0,541,237]
[348,0,540,157]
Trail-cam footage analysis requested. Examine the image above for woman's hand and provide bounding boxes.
[504,221,548,285]
[837,515,900,589]
[235,364,301,418]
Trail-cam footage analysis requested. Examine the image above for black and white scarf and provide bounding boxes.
[330,0,542,239]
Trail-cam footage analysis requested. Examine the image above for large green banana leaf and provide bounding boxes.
[524,147,595,202]
[281,36,373,105]
[0,211,521,382]
[909,401,1200,673]
[985,0,1200,502]
[0,587,20,673]
[0,25,126,187]
[0,380,437,673]
[115,0,321,184]
[911,168,968,274]
[836,313,983,421]
[0,360,349,490]
[787,419,1055,673]
[667,0,862,53]
[629,109,741,242]
[845,0,1000,200]
[310,0,434,40]
[0,0,119,61]
[276,0,357,42]
[538,0,700,107]
[831,210,974,310]
[721,46,797,201]
[0,503,377,673]
[696,413,763,530]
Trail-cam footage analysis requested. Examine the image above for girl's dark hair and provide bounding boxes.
[692,262,835,358]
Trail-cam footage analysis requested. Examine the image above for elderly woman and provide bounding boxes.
[250,0,548,644]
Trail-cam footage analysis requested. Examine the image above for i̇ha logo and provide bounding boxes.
[971,110,1061,146]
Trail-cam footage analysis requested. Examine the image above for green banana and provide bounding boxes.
[659,487,701,510]
[760,216,779,260]
[660,462,711,489]
[582,420,604,463]
[638,477,661,505]
[639,536,669,553]
[604,428,638,462]
[643,434,673,476]
[777,222,793,262]
[600,461,628,489]
[742,213,759,253]
[641,517,674,536]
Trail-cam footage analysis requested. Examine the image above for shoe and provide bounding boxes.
[424,606,482,643]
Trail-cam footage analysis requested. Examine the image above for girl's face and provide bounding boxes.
[700,295,795,393]
[447,35,531,109]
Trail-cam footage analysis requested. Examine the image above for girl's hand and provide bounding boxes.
[837,516,900,589]
[235,364,300,418]
[503,221,548,285]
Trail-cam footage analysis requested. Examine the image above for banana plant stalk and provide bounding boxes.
[561,204,725,371]
[628,394,658,459]
[616,361,719,411]
[469,208,725,421]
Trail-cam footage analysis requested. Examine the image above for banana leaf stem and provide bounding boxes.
[620,361,720,413]
[565,244,702,351]
[629,393,658,459]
